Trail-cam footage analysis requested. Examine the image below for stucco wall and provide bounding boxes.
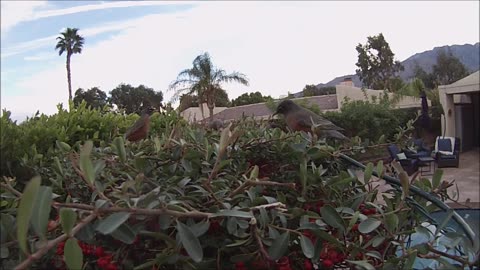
[180,103,227,123]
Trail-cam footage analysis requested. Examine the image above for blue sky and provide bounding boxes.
[1,1,479,122]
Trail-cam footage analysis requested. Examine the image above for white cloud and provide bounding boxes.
[0,1,50,33]
[0,1,195,33]
[2,1,479,122]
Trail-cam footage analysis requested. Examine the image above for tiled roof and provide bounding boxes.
[204,95,338,122]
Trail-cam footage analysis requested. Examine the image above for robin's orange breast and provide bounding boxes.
[286,114,312,133]
[126,118,150,142]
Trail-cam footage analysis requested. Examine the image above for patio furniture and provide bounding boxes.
[405,138,432,159]
[418,156,436,176]
[387,144,419,176]
[434,136,460,168]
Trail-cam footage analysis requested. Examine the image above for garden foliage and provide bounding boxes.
[1,104,477,270]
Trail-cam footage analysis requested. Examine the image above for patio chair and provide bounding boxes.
[404,138,432,159]
[387,144,419,176]
[434,136,460,168]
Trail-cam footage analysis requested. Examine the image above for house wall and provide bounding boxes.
[180,103,227,123]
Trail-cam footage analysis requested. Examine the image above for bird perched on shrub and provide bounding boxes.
[273,99,348,140]
[125,106,157,142]
[208,119,224,131]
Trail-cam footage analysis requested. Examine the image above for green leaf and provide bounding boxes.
[403,251,417,270]
[268,232,289,260]
[111,224,136,244]
[17,176,41,255]
[53,157,64,177]
[250,165,259,179]
[31,186,52,239]
[300,159,307,197]
[359,218,381,234]
[399,171,410,199]
[79,141,95,185]
[320,205,345,232]
[211,210,253,218]
[299,235,315,258]
[348,211,360,232]
[371,236,385,248]
[384,213,399,233]
[56,141,71,152]
[364,162,373,183]
[346,260,375,270]
[64,238,83,270]
[190,220,210,237]
[376,160,384,177]
[113,137,127,163]
[176,221,203,263]
[435,209,454,236]
[0,246,9,259]
[96,212,131,235]
[432,169,443,189]
[60,208,77,236]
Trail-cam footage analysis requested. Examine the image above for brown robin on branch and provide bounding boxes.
[125,107,157,142]
[273,100,348,140]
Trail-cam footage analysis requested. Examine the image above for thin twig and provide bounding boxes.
[0,182,22,197]
[14,213,97,270]
[251,219,272,261]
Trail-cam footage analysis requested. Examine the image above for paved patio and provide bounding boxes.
[355,148,480,207]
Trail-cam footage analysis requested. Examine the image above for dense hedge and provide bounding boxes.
[1,105,476,270]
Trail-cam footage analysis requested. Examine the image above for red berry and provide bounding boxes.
[334,253,345,263]
[322,259,334,268]
[368,208,377,215]
[97,258,108,269]
[356,253,364,260]
[235,262,247,270]
[277,256,289,266]
[359,203,366,210]
[304,259,313,270]
[106,263,118,270]
[352,224,359,232]
[327,250,338,260]
[95,247,105,257]
[304,204,312,211]
[319,249,328,259]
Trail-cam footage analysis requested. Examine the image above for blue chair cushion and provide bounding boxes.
[437,139,452,152]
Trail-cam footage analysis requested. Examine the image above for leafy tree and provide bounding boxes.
[109,84,163,114]
[413,64,437,90]
[178,89,230,112]
[170,52,249,119]
[302,85,336,97]
[355,33,404,91]
[55,28,85,101]
[231,91,273,107]
[73,87,108,109]
[433,50,469,85]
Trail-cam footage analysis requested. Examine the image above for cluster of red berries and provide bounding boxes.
[359,203,377,215]
[303,200,325,213]
[319,247,347,269]
[208,220,222,234]
[55,241,118,270]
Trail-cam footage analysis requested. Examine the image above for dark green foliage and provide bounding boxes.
[73,87,109,109]
[231,91,273,107]
[302,85,336,97]
[178,89,230,112]
[323,98,417,142]
[109,84,163,114]
[355,33,404,91]
[433,50,470,85]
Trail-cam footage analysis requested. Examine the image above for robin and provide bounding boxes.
[125,107,157,142]
[208,119,224,131]
[273,100,348,140]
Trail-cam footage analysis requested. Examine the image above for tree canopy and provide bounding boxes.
[170,52,248,118]
[178,89,230,112]
[231,91,273,107]
[302,85,336,97]
[109,84,163,114]
[433,50,469,85]
[73,87,109,110]
[355,33,404,91]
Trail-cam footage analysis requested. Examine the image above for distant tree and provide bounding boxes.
[433,50,469,85]
[73,87,108,109]
[178,89,230,112]
[55,28,85,101]
[231,91,273,107]
[109,84,163,114]
[302,85,336,97]
[170,52,249,119]
[413,64,437,90]
[355,33,404,91]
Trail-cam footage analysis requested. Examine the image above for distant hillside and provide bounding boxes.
[312,42,479,91]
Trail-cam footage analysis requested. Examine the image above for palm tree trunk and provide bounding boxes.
[66,53,72,101]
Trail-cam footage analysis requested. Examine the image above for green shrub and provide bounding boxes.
[322,98,418,142]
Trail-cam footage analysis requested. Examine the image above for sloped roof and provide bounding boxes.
[205,95,338,122]
[439,71,480,94]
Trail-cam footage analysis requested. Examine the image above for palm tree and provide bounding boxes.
[170,53,249,119]
[55,28,85,101]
